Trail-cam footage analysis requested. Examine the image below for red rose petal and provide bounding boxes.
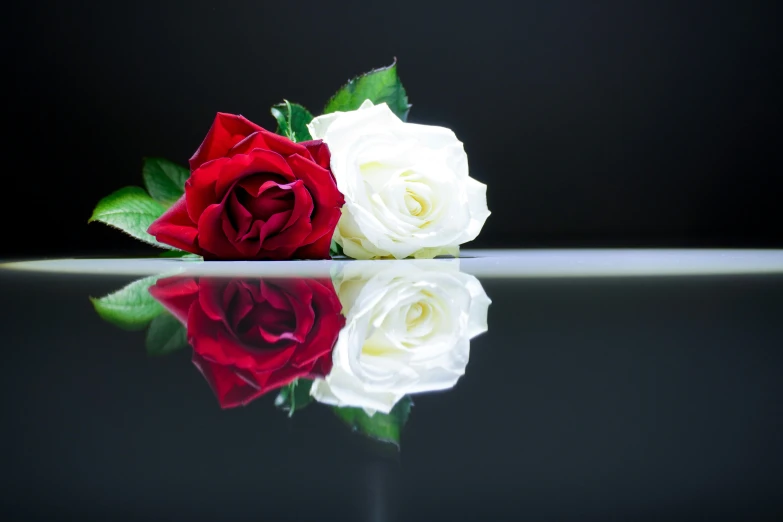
[239,175,290,199]
[215,149,294,198]
[282,180,313,230]
[191,353,266,409]
[227,191,254,236]
[254,128,310,157]
[300,140,332,171]
[242,303,294,343]
[231,221,264,258]
[147,197,201,255]
[256,210,292,244]
[198,202,241,260]
[248,363,313,394]
[148,276,200,326]
[292,311,344,371]
[283,283,316,343]
[245,188,293,221]
[284,153,344,248]
[224,282,257,330]
[185,156,230,224]
[286,153,344,209]
[262,182,314,252]
[292,229,332,260]
[196,278,232,323]
[189,113,264,171]
[188,303,298,372]
[258,281,294,311]
[226,131,271,158]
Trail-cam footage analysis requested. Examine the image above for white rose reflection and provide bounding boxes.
[311,260,491,415]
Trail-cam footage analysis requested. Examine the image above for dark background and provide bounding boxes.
[3,0,781,258]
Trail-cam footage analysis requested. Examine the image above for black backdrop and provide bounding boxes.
[3,0,781,258]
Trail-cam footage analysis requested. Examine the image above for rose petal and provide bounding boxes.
[148,276,200,326]
[198,202,241,260]
[239,175,291,199]
[189,113,264,171]
[258,280,293,311]
[147,197,201,254]
[243,303,295,344]
[188,302,298,372]
[286,154,344,209]
[281,281,315,343]
[293,232,332,260]
[291,311,344,370]
[245,187,293,221]
[196,279,232,323]
[224,281,257,330]
[300,140,332,171]
[231,220,264,258]
[215,149,294,199]
[191,353,266,409]
[253,128,310,157]
[262,182,313,252]
[227,191,253,236]
[248,363,314,394]
[257,210,292,244]
[226,131,271,158]
[185,157,230,224]
[284,153,344,248]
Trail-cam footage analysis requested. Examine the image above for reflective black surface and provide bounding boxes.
[2,267,782,521]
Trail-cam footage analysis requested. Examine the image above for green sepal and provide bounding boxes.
[142,157,189,207]
[324,60,411,121]
[90,275,165,330]
[159,250,202,259]
[329,238,344,258]
[274,378,315,417]
[333,396,413,447]
[271,100,314,142]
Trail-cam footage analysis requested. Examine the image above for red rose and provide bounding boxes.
[148,113,344,260]
[149,276,345,408]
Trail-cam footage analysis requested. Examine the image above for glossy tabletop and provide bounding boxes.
[1,250,782,522]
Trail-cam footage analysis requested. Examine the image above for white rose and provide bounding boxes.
[307,100,490,260]
[310,260,491,414]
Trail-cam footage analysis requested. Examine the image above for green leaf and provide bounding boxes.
[159,250,202,259]
[334,396,413,447]
[142,157,190,206]
[89,186,173,249]
[145,312,189,356]
[274,378,314,417]
[90,275,165,330]
[324,60,411,121]
[271,100,314,142]
[329,238,344,258]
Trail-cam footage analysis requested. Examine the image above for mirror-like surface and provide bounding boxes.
[1,252,782,521]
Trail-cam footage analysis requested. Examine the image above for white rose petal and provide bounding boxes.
[308,101,490,260]
[310,260,491,415]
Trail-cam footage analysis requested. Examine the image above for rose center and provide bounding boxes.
[237,179,295,222]
[236,300,297,345]
[404,193,421,216]
[406,302,424,325]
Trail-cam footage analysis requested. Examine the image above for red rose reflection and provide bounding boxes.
[149,277,345,408]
